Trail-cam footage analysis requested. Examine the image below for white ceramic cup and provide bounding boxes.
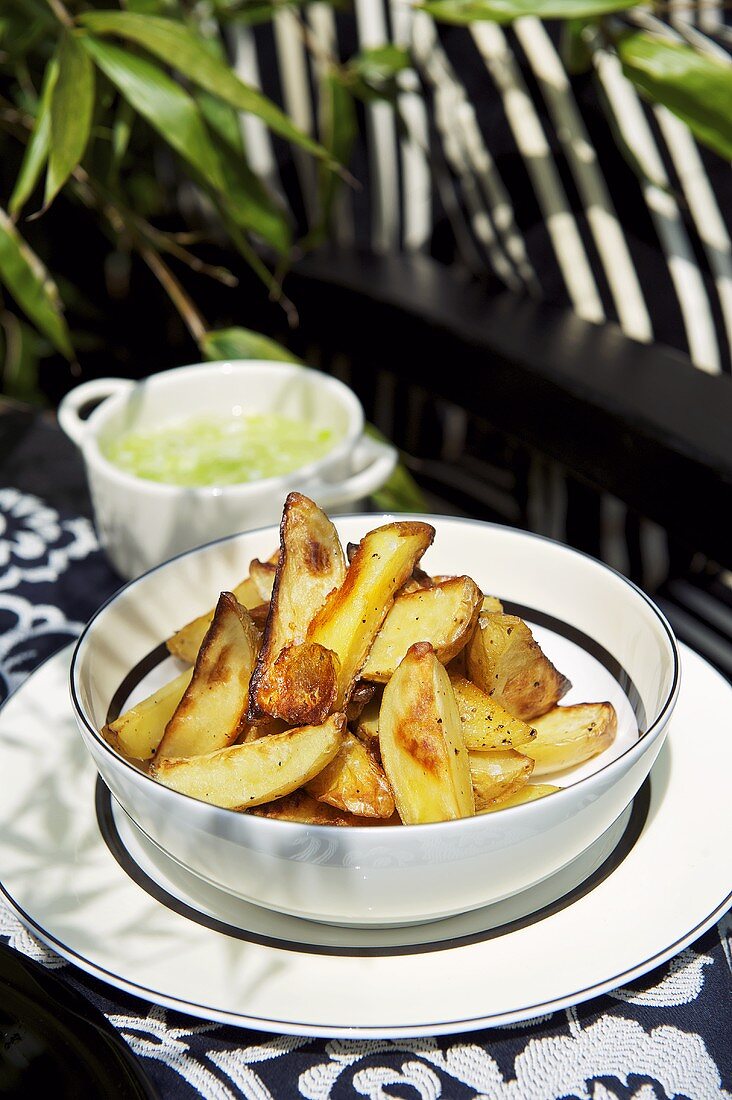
[58,360,396,579]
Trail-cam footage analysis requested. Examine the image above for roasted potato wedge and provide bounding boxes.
[360,576,482,683]
[305,731,394,818]
[103,667,192,761]
[479,782,560,813]
[308,521,435,709]
[166,575,263,665]
[236,716,290,744]
[466,612,571,721]
[449,674,536,750]
[150,713,345,810]
[251,789,399,826]
[345,680,376,723]
[352,691,381,749]
[248,558,277,602]
[481,595,503,613]
[468,748,534,811]
[522,701,617,775]
[248,492,346,723]
[156,592,258,760]
[253,641,339,727]
[379,642,474,824]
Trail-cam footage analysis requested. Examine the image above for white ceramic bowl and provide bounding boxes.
[58,361,396,579]
[70,515,680,926]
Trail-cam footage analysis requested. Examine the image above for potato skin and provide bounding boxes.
[379,642,474,824]
[150,713,345,811]
[308,521,435,709]
[466,613,571,721]
[156,592,259,760]
[360,576,482,682]
[249,493,346,723]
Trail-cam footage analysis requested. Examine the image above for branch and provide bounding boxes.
[139,245,208,345]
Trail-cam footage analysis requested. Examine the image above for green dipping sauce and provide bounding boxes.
[104,413,337,487]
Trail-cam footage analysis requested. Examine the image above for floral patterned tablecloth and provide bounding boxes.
[0,409,730,1099]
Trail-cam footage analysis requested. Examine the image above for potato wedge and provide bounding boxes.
[305,731,394,818]
[479,782,560,813]
[466,612,571,721]
[468,748,534,811]
[156,592,258,759]
[251,789,399,826]
[308,521,435,709]
[253,641,339,727]
[521,702,617,776]
[248,558,277,602]
[379,642,474,824]
[360,576,482,683]
[345,680,376,723]
[103,667,193,761]
[150,713,345,810]
[236,716,290,744]
[249,492,346,723]
[166,575,264,665]
[449,675,536,750]
[481,595,503,613]
[353,691,381,749]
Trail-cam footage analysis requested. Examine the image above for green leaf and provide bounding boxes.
[109,96,135,183]
[200,327,303,363]
[0,207,74,360]
[303,71,357,250]
[79,11,331,163]
[45,32,95,210]
[197,91,291,254]
[343,45,411,104]
[350,45,410,84]
[0,312,47,405]
[81,37,226,193]
[561,19,595,76]
[364,425,426,513]
[616,32,732,161]
[9,56,59,218]
[421,0,635,23]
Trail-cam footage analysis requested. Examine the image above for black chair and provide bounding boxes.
[278,248,732,678]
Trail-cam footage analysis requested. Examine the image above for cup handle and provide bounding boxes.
[312,434,398,511]
[57,377,135,448]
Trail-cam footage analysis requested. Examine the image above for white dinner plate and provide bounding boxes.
[0,643,730,1039]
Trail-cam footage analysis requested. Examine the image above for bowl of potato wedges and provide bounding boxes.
[70,494,680,926]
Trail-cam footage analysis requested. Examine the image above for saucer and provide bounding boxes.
[0,644,729,1038]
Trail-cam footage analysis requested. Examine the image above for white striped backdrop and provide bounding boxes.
[229,5,731,581]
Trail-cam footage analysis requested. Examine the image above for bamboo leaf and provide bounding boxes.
[197,91,291,254]
[349,45,410,84]
[79,11,331,162]
[561,19,595,76]
[200,327,302,363]
[616,32,732,161]
[9,56,58,218]
[109,97,135,182]
[421,0,635,23]
[81,37,226,193]
[45,33,95,210]
[343,45,411,104]
[303,71,357,250]
[0,208,74,360]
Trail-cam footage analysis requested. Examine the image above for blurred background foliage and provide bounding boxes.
[0,0,730,406]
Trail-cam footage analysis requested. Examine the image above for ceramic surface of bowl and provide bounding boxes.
[58,361,396,578]
[70,516,680,926]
